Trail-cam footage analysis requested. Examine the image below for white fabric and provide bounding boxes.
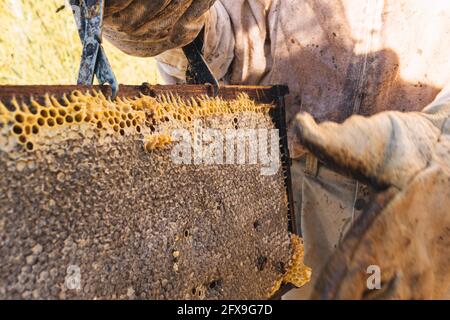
[156,0,450,157]
[155,0,235,84]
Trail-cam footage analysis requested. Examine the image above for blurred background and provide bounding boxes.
[0,0,160,85]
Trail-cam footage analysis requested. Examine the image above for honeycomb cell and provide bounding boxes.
[75,114,83,123]
[26,141,34,151]
[12,125,23,135]
[47,118,55,127]
[37,118,45,126]
[15,113,25,123]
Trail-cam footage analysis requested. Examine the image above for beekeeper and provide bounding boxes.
[102,0,450,298]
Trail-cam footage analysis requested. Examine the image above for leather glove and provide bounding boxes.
[295,89,450,299]
[103,0,216,57]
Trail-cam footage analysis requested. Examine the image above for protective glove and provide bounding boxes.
[103,0,216,57]
[295,89,450,299]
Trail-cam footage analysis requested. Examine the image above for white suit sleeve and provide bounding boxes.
[155,1,235,84]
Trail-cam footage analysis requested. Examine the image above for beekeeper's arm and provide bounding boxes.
[102,0,216,60]
[151,1,235,84]
[107,0,272,88]
[295,84,450,299]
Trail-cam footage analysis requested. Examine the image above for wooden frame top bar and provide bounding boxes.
[0,84,289,105]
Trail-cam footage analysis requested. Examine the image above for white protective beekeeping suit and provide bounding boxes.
[151,0,450,298]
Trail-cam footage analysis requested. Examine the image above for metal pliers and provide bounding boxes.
[70,0,118,97]
[71,0,219,98]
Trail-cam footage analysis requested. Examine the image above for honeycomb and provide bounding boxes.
[284,235,312,287]
[0,90,271,155]
[0,90,298,300]
[268,235,312,297]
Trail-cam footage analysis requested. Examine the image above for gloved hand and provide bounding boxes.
[295,89,450,299]
[103,0,216,57]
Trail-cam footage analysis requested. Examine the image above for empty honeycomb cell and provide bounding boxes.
[18,135,26,143]
[65,115,74,123]
[12,125,23,135]
[47,118,55,127]
[15,114,25,123]
[74,114,83,123]
[40,109,48,118]
[56,117,64,125]
[37,118,45,126]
